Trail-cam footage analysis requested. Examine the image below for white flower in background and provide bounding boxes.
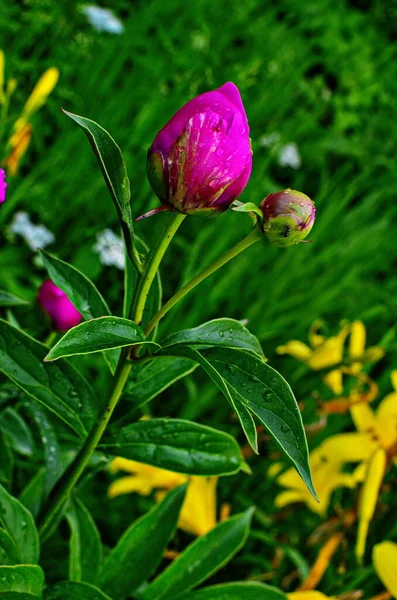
[258,132,280,148]
[93,229,125,270]
[278,143,302,169]
[10,212,55,251]
[81,5,124,34]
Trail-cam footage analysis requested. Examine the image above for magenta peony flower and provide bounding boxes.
[38,280,82,331]
[140,82,252,219]
[260,189,316,247]
[0,169,7,205]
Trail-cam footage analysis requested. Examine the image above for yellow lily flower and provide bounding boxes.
[288,592,335,600]
[1,51,59,174]
[108,458,218,537]
[271,432,375,515]
[277,321,384,395]
[373,541,397,598]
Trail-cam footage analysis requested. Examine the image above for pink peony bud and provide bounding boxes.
[141,82,252,219]
[0,169,7,205]
[260,189,316,247]
[38,280,82,331]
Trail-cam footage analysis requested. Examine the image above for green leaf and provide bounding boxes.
[44,317,157,362]
[99,485,187,599]
[27,405,62,496]
[0,529,19,566]
[157,347,258,454]
[121,356,197,412]
[0,484,39,564]
[100,419,249,476]
[161,319,264,357]
[66,496,102,585]
[39,250,119,374]
[45,581,113,600]
[62,110,140,272]
[19,470,46,520]
[0,408,35,457]
[0,565,44,598]
[160,346,315,498]
[178,582,287,600]
[0,291,29,308]
[0,431,14,487]
[141,509,254,600]
[0,319,96,437]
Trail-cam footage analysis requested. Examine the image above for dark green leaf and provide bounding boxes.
[45,581,113,600]
[0,408,35,457]
[101,419,249,476]
[27,405,62,495]
[122,356,197,412]
[157,347,258,454]
[0,565,44,598]
[0,431,14,487]
[0,484,39,564]
[161,319,263,357]
[141,509,254,600]
[62,111,140,272]
[0,319,97,437]
[178,582,287,600]
[0,291,29,308]
[160,345,315,498]
[44,317,156,362]
[0,529,19,566]
[19,470,45,520]
[100,485,187,599]
[39,250,119,374]
[66,496,102,585]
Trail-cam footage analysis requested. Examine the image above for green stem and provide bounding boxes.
[130,211,186,324]
[145,226,262,337]
[43,331,57,348]
[38,359,132,539]
[38,210,185,538]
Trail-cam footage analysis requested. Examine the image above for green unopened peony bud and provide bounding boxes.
[259,189,315,247]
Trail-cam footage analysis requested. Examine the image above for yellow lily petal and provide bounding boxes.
[309,320,326,348]
[319,432,375,464]
[356,447,386,562]
[349,321,366,359]
[3,123,32,176]
[322,369,343,394]
[13,67,59,134]
[307,325,349,370]
[276,340,313,362]
[288,591,333,600]
[108,475,153,498]
[274,490,308,510]
[376,391,397,449]
[177,477,217,536]
[373,541,397,598]
[350,402,376,434]
[109,458,186,489]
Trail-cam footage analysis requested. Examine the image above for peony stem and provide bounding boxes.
[145,225,262,337]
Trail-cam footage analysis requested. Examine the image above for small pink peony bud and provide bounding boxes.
[0,169,7,205]
[38,280,82,331]
[141,82,252,219]
[260,189,315,247]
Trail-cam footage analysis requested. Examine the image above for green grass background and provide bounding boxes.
[0,0,396,596]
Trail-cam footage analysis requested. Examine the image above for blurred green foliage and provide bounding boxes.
[0,0,396,596]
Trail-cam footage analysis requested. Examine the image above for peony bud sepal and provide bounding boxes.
[259,189,315,248]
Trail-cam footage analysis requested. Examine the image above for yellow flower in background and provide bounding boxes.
[288,591,335,600]
[109,458,219,537]
[0,50,59,175]
[277,320,384,395]
[271,432,376,516]
[373,541,397,598]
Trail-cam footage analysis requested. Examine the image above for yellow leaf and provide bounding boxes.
[373,541,397,598]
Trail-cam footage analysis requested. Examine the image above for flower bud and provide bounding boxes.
[38,280,82,331]
[142,82,252,219]
[0,169,7,205]
[260,189,315,247]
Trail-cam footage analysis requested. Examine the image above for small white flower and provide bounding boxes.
[278,143,302,169]
[81,5,124,34]
[10,212,55,251]
[258,132,280,148]
[93,229,125,270]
